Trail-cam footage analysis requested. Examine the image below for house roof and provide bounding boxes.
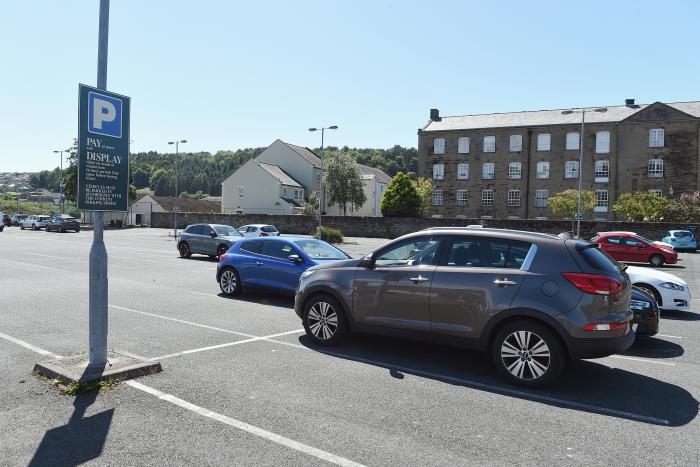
[281,141,322,167]
[356,163,392,184]
[423,101,700,132]
[281,197,303,208]
[144,195,220,213]
[257,162,303,187]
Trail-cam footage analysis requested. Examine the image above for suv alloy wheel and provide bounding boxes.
[303,295,348,346]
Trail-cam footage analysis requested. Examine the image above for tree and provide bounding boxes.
[413,177,434,217]
[613,192,670,222]
[133,169,150,189]
[548,189,595,233]
[668,192,700,223]
[324,151,367,215]
[380,172,421,217]
[62,139,79,201]
[302,191,319,216]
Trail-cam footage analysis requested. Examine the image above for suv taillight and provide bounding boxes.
[561,272,622,296]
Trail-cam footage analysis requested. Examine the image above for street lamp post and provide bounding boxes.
[53,148,70,213]
[561,107,607,238]
[168,139,187,238]
[308,126,338,239]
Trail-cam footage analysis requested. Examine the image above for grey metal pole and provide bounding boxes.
[60,151,64,214]
[174,141,179,238]
[576,109,586,239]
[89,0,110,368]
[318,128,324,239]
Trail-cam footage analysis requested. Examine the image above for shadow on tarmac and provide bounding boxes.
[661,310,700,321]
[28,366,113,467]
[298,333,699,427]
[623,336,684,359]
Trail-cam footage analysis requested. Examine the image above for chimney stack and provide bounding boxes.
[430,108,441,121]
[625,98,635,107]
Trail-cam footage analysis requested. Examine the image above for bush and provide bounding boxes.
[312,226,344,244]
[380,172,421,217]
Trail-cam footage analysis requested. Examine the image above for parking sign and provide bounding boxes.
[78,84,130,212]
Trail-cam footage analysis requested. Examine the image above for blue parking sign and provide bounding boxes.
[88,91,123,138]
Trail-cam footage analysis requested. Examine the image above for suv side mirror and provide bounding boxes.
[360,254,375,269]
[288,254,302,264]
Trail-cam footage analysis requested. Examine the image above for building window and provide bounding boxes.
[535,189,549,208]
[509,135,522,152]
[458,137,470,154]
[457,163,469,180]
[432,163,444,180]
[481,189,494,207]
[566,132,580,150]
[507,189,521,207]
[594,160,610,183]
[483,136,496,153]
[456,190,469,206]
[536,161,550,179]
[648,159,664,178]
[432,189,444,206]
[482,162,495,179]
[238,185,246,199]
[649,129,664,148]
[594,190,608,212]
[595,131,610,153]
[564,160,579,179]
[649,189,663,197]
[433,138,445,154]
[537,133,551,151]
[508,162,522,179]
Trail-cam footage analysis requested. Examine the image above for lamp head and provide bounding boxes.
[308,128,318,132]
[329,125,338,130]
[561,110,574,115]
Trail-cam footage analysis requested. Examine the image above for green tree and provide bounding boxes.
[548,189,595,234]
[380,172,421,217]
[668,192,700,223]
[302,191,320,216]
[324,151,367,215]
[61,139,79,201]
[133,169,149,188]
[413,177,434,217]
[613,192,670,222]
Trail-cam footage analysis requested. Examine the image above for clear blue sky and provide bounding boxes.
[1,0,699,172]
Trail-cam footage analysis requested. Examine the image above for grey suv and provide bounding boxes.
[295,227,633,387]
[178,224,243,259]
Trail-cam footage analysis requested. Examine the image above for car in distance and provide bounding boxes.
[238,224,280,237]
[10,214,28,226]
[625,265,691,313]
[1,213,10,227]
[661,230,697,251]
[46,214,81,233]
[630,286,660,337]
[592,231,677,267]
[178,224,244,259]
[295,227,633,387]
[20,215,51,230]
[217,237,349,296]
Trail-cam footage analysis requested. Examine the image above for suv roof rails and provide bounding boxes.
[421,226,562,240]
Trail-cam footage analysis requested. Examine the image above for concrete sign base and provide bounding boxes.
[34,351,161,385]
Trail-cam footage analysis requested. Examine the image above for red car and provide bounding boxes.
[592,231,677,267]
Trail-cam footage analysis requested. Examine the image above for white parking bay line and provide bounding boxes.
[153,329,305,360]
[0,331,364,467]
[656,333,685,339]
[608,355,676,366]
[22,252,134,270]
[126,380,366,467]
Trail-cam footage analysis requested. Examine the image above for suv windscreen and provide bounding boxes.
[294,240,348,260]
[214,225,242,236]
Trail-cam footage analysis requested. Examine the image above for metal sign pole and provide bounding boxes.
[88,0,110,367]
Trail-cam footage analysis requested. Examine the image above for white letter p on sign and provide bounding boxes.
[92,98,117,130]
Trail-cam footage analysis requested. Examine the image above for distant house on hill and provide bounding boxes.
[128,194,219,225]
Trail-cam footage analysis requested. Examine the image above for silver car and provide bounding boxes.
[20,215,51,230]
[178,224,244,259]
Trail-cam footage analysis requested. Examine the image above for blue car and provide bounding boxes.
[661,230,697,251]
[216,236,350,296]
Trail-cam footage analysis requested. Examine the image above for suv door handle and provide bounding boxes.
[409,275,430,283]
[256,262,264,266]
[494,279,517,286]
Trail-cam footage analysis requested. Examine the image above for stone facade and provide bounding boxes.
[418,101,700,220]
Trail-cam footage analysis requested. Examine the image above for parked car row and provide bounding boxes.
[177,223,279,259]
[1,212,80,232]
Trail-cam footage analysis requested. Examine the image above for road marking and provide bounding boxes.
[0,331,63,359]
[0,257,73,274]
[126,380,365,467]
[153,329,305,360]
[656,333,685,339]
[22,252,134,270]
[188,290,221,298]
[608,355,676,366]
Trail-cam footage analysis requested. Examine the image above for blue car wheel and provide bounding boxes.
[219,268,241,296]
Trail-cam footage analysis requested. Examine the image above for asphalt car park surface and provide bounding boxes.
[1,227,699,465]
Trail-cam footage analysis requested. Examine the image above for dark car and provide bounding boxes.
[295,227,633,387]
[46,214,81,232]
[631,286,660,337]
[592,231,677,267]
[217,237,349,296]
[178,224,244,259]
[1,213,10,227]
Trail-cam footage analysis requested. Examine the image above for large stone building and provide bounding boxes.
[417,100,700,220]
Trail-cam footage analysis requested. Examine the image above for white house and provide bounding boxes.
[221,139,391,216]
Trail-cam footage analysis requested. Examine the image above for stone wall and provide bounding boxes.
[151,211,688,241]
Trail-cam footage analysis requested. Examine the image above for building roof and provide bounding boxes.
[281,141,322,167]
[141,195,220,213]
[257,162,303,187]
[423,101,700,132]
[356,163,392,184]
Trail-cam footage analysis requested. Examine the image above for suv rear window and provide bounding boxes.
[577,243,620,274]
[261,226,278,233]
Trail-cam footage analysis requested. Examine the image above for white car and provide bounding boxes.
[626,265,692,312]
[20,215,51,230]
[237,224,280,237]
